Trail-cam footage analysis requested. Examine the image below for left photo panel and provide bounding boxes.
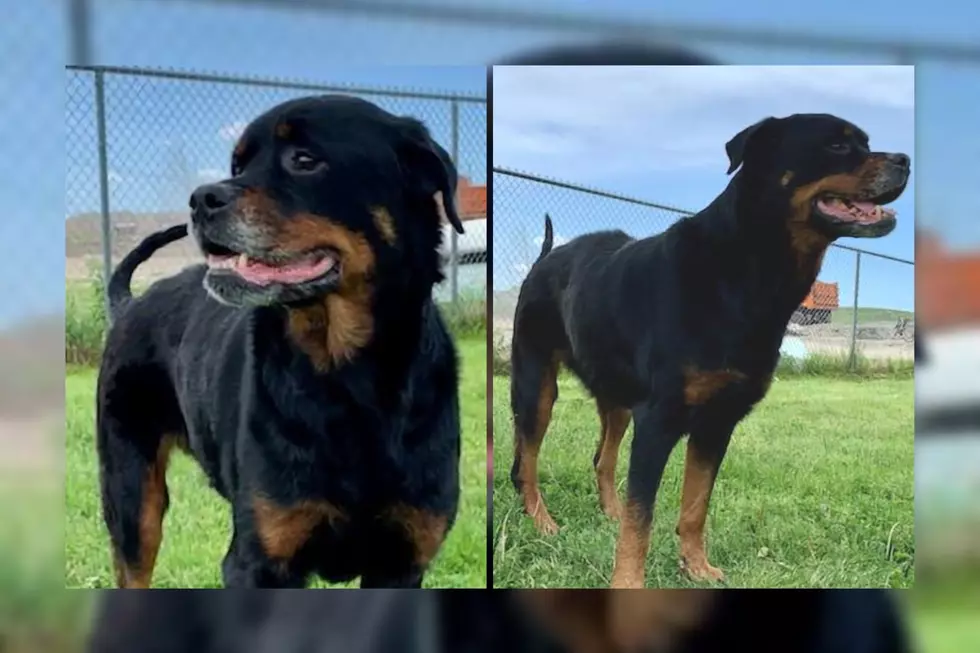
[65,66,488,588]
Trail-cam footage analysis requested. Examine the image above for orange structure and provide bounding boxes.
[916,229,980,331]
[456,177,487,222]
[794,281,840,324]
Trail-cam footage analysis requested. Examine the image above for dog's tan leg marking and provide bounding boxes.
[594,402,630,520]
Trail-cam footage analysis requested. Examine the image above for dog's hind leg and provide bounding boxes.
[509,342,561,536]
[98,419,177,588]
[593,400,631,520]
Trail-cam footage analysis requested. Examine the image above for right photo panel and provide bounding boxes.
[491,64,915,589]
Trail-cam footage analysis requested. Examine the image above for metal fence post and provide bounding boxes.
[68,0,93,66]
[848,250,862,371]
[94,70,114,324]
[449,99,460,305]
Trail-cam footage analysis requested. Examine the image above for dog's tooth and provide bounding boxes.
[238,253,248,267]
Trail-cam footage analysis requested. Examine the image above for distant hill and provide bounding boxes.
[66,211,190,259]
[65,178,487,262]
[66,209,488,283]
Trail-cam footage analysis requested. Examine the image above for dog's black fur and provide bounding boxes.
[96,94,464,588]
[496,41,716,65]
[86,589,912,653]
[509,113,910,587]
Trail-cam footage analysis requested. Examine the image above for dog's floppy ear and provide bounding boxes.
[396,118,465,234]
[725,117,777,175]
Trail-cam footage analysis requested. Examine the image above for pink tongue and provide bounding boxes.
[851,201,876,213]
[235,256,335,286]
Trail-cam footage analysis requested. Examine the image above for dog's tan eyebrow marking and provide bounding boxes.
[276,122,292,138]
[371,207,397,245]
[844,126,853,136]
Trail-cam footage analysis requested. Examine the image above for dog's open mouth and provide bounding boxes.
[204,244,340,287]
[814,195,897,225]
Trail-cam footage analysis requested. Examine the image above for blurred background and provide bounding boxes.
[1,0,978,650]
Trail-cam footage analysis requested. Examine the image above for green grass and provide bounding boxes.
[65,336,487,589]
[913,608,979,653]
[909,577,980,653]
[1,483,93,652]
[831,306,914,325]
[492,342,914,380]
[774,351,913,378]
[65,276,107,366]
[492,375,914,588]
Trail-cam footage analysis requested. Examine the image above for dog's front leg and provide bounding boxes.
[676,410,739,584]
[221,503,313,588]
[359,502,453,588]
[610,400,685,589]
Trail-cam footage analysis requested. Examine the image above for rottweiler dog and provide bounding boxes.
[95,94,465,588]
[86,588,913,653]
[509,113,909,587]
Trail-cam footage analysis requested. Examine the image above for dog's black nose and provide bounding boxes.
[189,183,237,218]
[886,153,910,168]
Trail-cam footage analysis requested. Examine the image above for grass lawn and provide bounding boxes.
[908,572,980,653]
[65,336,487,589]
[912,608,979,653]
[492,374,914,588]
[1,481,93,651]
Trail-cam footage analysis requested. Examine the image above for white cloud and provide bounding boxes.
[218,120,248,141]
[509,234,571,278]
[493,65,915,180]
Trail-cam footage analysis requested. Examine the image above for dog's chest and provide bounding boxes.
[246,414,456,580]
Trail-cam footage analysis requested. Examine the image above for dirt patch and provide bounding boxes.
[0,415,59,472]
[790,321,914,360]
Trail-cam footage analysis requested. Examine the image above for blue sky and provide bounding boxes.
[492,65,916,314]
[65,74,487,217]
[2,0,980,326]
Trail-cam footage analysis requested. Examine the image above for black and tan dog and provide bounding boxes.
[96,94,465,588]
[509,113,909,587]
[86,588,912,653]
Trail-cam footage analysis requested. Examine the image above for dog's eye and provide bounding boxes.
[826,142,851,155]
[289,151,326,173]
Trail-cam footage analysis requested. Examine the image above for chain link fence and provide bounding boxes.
[66,65,487,325]
[492,167,914,366]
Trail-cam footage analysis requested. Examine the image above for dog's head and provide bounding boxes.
[725,113,910,241]
[188,94,463,308]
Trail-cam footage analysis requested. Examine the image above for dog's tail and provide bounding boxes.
[537,214,554,262]
[107,224,189,318]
